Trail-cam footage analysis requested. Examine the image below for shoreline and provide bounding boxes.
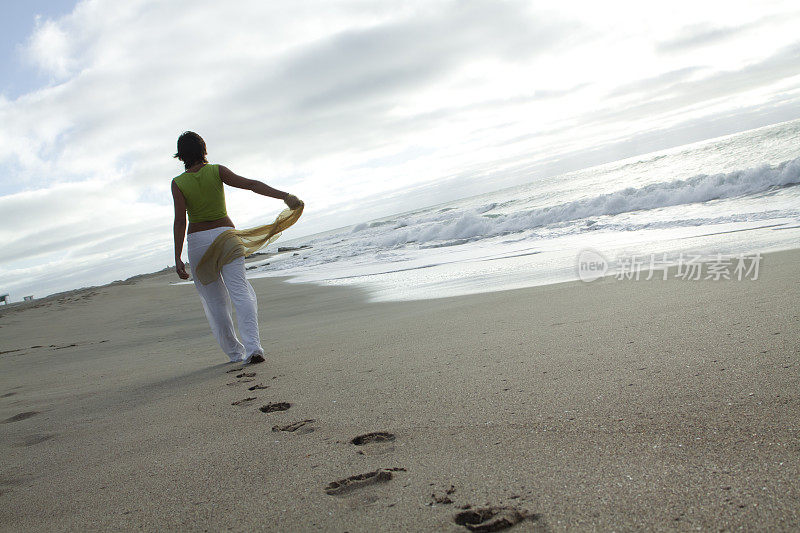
[0,248,798,530]
[247,243,797,304]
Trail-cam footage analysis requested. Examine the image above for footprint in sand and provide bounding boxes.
[259,402,291,413]
[430,485,457,505]
[225,366,245,374]
[324,467,406,498]
[272,419,316,434]
[236,372,257,379]
[231,397,257,406]
[14,434,55,447]
[0,476,25,495]
[226,379,255,386]
[2,411,39,424]
[452,506,541,532]
[247,383,269,391]
[351,431,396,455]
[51,343,78,350]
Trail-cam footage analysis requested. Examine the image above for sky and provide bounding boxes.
[1,0,799,301]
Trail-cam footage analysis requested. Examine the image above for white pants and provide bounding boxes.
[186,227,264,363]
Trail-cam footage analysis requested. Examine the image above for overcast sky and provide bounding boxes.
[1,0,799,301]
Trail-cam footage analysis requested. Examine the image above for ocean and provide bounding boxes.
[249,119,800,301]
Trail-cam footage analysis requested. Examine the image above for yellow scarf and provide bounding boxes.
[195,204,304,285]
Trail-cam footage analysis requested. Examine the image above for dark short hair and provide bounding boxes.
[174,131,208,168]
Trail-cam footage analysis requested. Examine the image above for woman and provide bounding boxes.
[171,131,302,364]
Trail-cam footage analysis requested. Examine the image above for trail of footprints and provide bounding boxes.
[223,365,540,531]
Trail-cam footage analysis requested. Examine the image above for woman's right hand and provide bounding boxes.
[284,194,303,210]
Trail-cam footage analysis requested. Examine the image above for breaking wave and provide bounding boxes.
[356,156,800,247]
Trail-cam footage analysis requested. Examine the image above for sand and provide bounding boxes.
[0,249,798,531]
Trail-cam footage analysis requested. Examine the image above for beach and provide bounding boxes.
[1,248,798,531]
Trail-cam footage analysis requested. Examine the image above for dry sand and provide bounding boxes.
[1,249,798,531]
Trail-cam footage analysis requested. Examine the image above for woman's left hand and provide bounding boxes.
[176,260,190,280]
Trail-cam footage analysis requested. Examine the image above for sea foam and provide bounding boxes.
[350,156,800,248]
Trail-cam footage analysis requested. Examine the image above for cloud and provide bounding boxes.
[608,67,704,98]
[657,24,750,54]
[275,1,573,110]
[591,41,800,129]
[24,15,75,78]
[1,0,800,301]
[0,179,166,264]
[655,13,790,55]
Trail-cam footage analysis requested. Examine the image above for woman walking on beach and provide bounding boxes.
[171,131,303,364]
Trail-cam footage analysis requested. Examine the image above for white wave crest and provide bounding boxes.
[362,157,800,246]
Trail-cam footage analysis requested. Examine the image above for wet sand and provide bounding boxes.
[0,249,798,531]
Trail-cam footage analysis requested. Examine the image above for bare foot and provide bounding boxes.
[247,354,266,365]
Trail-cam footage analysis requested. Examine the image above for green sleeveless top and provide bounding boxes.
[173,164,228,223]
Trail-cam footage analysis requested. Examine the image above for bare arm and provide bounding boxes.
[171,180,189,279]
[218,165,302,208]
